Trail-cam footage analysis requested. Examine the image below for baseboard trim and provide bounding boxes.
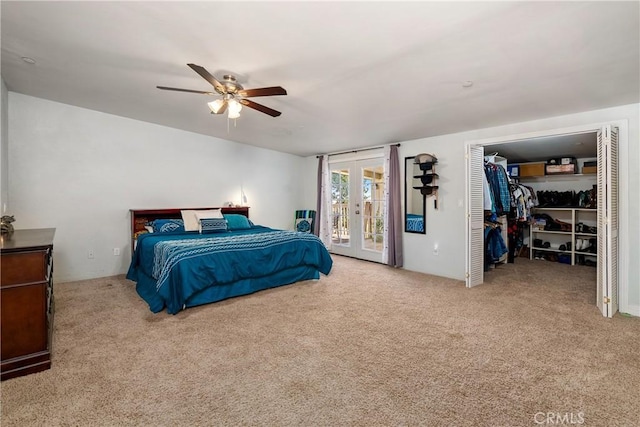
[619,304,640,317]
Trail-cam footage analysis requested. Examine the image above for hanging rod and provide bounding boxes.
[316,143,401,158]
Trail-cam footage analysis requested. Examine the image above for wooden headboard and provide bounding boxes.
[129,206,250,251]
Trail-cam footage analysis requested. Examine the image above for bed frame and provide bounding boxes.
[129,206,250,252]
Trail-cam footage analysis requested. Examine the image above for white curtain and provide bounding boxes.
[382,146,391,264]
[318,155,332,248]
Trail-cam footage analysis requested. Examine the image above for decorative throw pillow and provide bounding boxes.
[199,218,228,234]
[181,209,223,231]
[295,218,312,233]
[223,214,252,230]
[151,219,185,233]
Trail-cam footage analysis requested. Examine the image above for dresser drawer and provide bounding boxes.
[1,251,48,287]
[1,283,48,360]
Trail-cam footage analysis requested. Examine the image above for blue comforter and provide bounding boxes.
[127,226,333,314]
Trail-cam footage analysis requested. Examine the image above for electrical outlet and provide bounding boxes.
[87,250,95,259]
[433,243,439,256]
[113,248,121,256]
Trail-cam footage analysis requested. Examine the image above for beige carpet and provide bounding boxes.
[2,255,639,426]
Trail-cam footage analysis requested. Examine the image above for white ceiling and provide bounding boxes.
[1,2,638,157]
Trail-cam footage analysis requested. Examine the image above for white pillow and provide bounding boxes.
[180,210,200,232]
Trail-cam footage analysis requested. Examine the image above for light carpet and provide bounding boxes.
[1,255,639,426]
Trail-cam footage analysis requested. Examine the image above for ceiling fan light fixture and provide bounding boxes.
[227,98,242,119]
[208,99,226,114]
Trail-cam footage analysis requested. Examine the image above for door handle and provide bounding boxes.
[355,210,360,214]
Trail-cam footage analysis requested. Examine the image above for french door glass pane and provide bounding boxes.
[331,169,350,246]
[362,165,385,252]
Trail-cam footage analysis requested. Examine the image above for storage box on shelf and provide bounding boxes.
[546,164,577,175]
[529,208,597,266]
[518,162,546,177]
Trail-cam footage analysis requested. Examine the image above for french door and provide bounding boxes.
[330,158,385,263]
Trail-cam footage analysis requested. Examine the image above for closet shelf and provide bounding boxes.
[532,247,570,254]
[519,174,597,182]
[575,250,597,256]
[530,207,598,265]
[534,207,596,211]
[531,229,571,235]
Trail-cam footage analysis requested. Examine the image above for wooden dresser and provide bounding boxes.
[1,228,55,381]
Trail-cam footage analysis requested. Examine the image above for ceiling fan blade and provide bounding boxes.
[157,86,215,95]
[237,86,287,97]
[239,99,282,117]
[187,63,225,93]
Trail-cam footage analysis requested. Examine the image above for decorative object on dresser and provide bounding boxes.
[1,215,15,234]
[1,228,55,381]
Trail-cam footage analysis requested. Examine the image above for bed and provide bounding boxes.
[126,207,333,314]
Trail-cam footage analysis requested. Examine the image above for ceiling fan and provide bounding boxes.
[157,63,287,118]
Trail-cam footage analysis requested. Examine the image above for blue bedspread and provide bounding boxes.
[127,226,333,314]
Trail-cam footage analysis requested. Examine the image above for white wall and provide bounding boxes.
[302,103,640,315]
[9,93,306,282]
[1,77,8,213]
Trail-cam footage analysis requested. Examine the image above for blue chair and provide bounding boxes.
[294,210,316,233]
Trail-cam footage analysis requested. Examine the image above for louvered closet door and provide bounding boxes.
[466,145,485,287]
[596,125,619,317]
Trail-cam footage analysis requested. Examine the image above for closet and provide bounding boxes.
[466,125,620,318]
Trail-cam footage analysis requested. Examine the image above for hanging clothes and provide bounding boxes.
[509,182,538,222]
[482,169,493,211]
[484,162,511,216]
[484,222,508,271]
